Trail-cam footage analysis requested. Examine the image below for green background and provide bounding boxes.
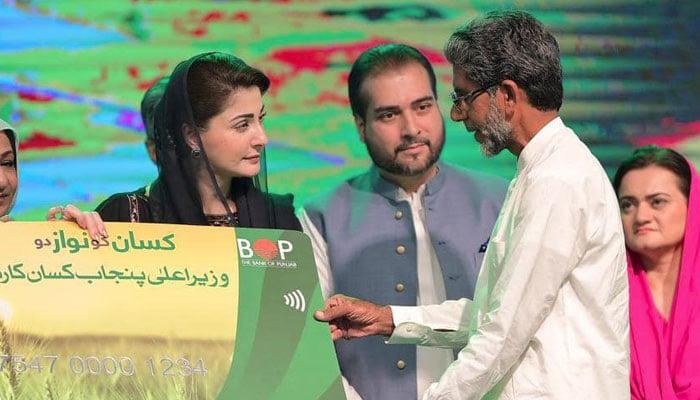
[0,0,698,219]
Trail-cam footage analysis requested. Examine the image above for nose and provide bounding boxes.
[253,124,268,148]
[450,103,466,122]
[402,112,421,136]
[0,169,8,188]
[634,202,652,226]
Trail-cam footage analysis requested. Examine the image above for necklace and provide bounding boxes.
[205,212,239,227]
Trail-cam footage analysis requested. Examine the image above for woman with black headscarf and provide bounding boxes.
[96,52,301,230]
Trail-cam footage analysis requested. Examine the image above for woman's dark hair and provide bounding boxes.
[613,145,691,199]
[140,76,169,142]
[187,52,270,130]
[2,129,16,160]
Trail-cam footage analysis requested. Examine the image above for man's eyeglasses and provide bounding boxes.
[449,82,499,111]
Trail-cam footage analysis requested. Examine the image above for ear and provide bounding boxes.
[498,79,522,119]
[499,80,520,107]
[498,79,518,102]
[145,140,157,164]
[182,124,198,150]
[353,114,367,143]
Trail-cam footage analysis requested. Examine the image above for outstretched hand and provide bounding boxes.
[314,295,395,341]
[46,204,108,240]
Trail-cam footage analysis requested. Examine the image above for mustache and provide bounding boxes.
[395,138,430,153]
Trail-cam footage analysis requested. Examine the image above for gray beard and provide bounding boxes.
[480,98,514,157]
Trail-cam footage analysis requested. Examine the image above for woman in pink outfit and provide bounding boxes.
[613,145,700,399]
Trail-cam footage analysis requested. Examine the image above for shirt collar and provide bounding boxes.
[370,161,445,201]
[517,117,564,174]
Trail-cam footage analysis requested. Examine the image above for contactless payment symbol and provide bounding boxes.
[283,289,306,312]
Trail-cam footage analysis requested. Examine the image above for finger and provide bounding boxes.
[324,296,341,308]
[314,304,349,322]
[314,309,332,322]
[330,329,345,341]
[80,212,99,239]
[329,324,346,341]
[327,297,344,308]
[58,205,89,231]
[61,204,80,222]
[59,207,106,240]
[45,206,63,221]
[325,294,352,309]
[94,213,108,238]
[84,212,108,240]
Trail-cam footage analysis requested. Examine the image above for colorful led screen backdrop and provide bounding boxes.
[1,0,698,219]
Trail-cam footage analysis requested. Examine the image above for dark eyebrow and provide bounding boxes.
[411,95,435,106]
[618,192,670,202]
[372,105,400,115]
[617,195,635,202]
[645,192,670,200]
[372,96,435,115]
[0,150,13,158]
[230,113,255,123]
[231,104,266,123]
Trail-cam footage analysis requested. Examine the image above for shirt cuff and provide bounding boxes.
[387,321,430,343]
[387,305,470,348]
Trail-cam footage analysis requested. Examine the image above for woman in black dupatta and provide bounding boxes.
[97,52,301,230]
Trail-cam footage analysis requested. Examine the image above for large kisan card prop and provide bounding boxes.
[0,222,345,400]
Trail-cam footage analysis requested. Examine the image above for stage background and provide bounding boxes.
[1,0,698,220]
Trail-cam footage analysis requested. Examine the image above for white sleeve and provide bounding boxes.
[387,299,472,348]
[298,208,334,299]
[342,376,364,400]
[423,178,587,400]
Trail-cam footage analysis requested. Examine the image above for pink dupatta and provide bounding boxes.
[629,158,700,399]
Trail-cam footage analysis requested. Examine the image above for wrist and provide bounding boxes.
[378,305,396,337]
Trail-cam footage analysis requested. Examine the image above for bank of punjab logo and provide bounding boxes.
[237,238,299,269]
[283,289,306,312]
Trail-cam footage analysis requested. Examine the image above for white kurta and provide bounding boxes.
[389,118,630,400]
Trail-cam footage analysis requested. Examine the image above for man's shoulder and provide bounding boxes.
[521,153,617,212]
[439,162,509,196]
[526,143,608,189]
[304,169,375,205]
[443,162,506,181]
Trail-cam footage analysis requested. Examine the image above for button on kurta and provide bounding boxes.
[395,283,405,292]
[395,210,403,219]
[396,360,406,370]
[396,245,405,254]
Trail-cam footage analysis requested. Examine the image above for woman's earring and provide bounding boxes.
[191,148,201,159]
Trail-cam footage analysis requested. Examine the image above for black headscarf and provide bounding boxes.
[148,52,276,227]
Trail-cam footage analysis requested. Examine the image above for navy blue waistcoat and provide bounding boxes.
[304,162,507,400]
